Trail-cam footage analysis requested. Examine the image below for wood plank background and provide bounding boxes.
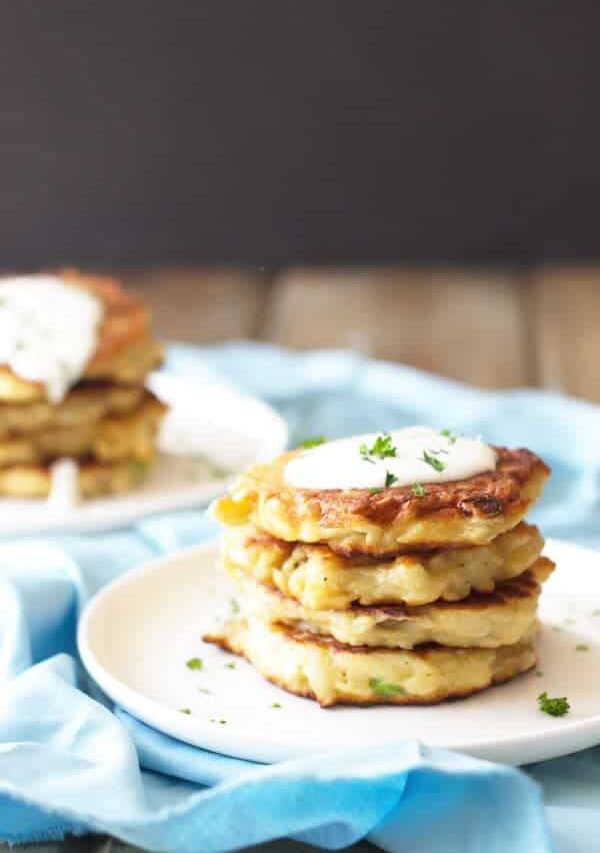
[125,265,599,401]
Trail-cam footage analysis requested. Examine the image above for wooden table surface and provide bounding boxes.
[6,264,595,853]
[125,265,600,401]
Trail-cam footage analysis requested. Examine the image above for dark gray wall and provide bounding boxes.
[1,1,599,267]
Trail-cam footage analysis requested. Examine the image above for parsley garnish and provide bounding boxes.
[422,450,445,472]
[359,434,397,464]
[385,470,398,487]
[129,458,149,478]
[230,598,240,615]
[272,702,282,709]
[369,677,406,699]
[576,643,589,651]
[179,707,192,715]
[538,692,570,717]
[299,436,327,449]
[369,487,383,494]
[593,609,600,617]
[536,670,544,677]
[224,661,236,669]
[411,482,425,497]
[190,452,229,479]
[186,657,203,671]
[440,429,458,444]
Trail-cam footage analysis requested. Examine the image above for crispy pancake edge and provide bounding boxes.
[203,623,537,707]
[223,520,546,609]
[215,446,550,554]
[234,555,554,619]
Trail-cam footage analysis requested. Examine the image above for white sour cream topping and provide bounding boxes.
[284,426,497,490]
[48,459,81,510]
[0,275,103,403]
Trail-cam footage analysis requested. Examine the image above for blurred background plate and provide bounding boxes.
[0,372,288,537]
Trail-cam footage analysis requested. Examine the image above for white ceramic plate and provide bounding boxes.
[0,373,287,536]
[78,537,600,766]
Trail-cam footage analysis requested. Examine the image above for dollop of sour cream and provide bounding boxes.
[284,426,497,490]
[48,459,81,510]
[0,275,103,403]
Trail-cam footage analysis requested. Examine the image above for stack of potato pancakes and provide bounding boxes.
[0,270,166,499]
[207,428,552,707]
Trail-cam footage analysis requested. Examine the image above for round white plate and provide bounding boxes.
[0,373,287,537]
[78,537,600,766]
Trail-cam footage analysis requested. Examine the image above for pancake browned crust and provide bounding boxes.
[211,447,550,555]
[227,556,553,649]
[0,388,166,498]
[0,390,166,467]
[204,617,538,707]
[0,382,146,437]
[0,456,153,498]
[0,271,163,403]
[222,521,544,609]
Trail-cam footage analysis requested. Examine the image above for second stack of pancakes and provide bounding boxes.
[208,429,552,707]
[0,270,166,499]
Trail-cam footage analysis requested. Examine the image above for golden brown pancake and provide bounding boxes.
[0,382,145,437]
[0,455,154,499]
[0,390,166,466]
[227,556,553,649]
[211,447,550,555]
[204,617,538,707]
[222,521,544,609]
[0,271,163,403]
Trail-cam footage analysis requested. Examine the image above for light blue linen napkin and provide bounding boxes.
[1,342,600,853]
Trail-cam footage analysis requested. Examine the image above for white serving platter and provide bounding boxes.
[78,537,600,766]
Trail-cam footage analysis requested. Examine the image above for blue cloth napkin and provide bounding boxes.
[1,342,600,853]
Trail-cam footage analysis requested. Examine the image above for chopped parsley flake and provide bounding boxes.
[186,657,203,671]
[359,433,397,464]
[369,487,383,494]
[179,707,192,715]
[440,429,458,444]
[538,692,570,717]
[190,452,229,479]
[411,482,425,497]
[224,662,236,669]
[299,435,327,449]
[536,670,544,677]
[129,458,149,478]
[369,677,406,699]
[576,643,590,651]
[593,609,600,616]
[422,450,445,472]
[272,702,282,709]
[230,598,240,615]
[197,687,212,694]
[385,470,398,487]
